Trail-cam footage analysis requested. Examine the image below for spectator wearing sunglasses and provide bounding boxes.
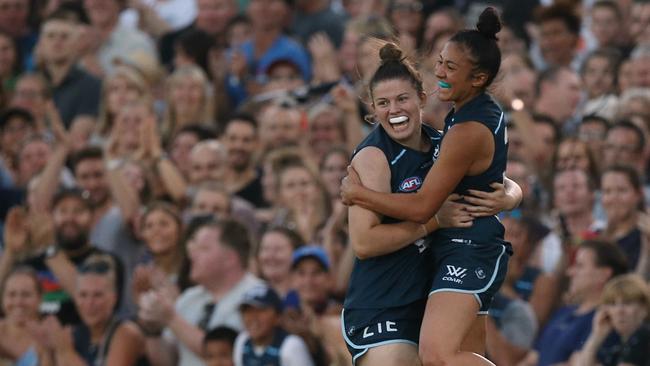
[0,188,125,325]
[33,255,148,366]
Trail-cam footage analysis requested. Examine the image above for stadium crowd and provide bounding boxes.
[0,0,649,365]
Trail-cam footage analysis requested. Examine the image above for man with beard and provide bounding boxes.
[30,145,138,315]
[222,114,267,208]
[2,189,123,325]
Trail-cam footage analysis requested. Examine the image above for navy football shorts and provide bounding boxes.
[341,298,427,365]
[430,239,512,313]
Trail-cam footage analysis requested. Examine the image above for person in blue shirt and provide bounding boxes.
[341,38,521,365]
[342,7,515,366]
[521,240,629,366]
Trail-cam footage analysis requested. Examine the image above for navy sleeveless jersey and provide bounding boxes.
[436,92,508,243]
[242,328,288,366]
[344,124,442,309]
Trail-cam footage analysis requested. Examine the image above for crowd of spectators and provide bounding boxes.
[0,0,649,365]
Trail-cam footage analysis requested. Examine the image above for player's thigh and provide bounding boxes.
[419,291,480,358]
[358,343,421,366]
[460,315,487,355]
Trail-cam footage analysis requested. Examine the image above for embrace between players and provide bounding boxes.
[340,7,522,366]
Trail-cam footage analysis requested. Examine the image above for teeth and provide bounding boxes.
[389,116,408,124]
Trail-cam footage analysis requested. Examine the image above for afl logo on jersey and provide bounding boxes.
[400,176,422,192]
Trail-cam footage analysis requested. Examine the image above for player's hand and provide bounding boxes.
[437,194,473,228]
[340,166,361,206]
[462,182,510,217]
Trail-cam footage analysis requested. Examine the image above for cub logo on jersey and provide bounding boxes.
[399,176,422,192]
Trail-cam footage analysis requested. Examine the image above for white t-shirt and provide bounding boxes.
[120,0,198,31]
[233,331,315,366]
[165,273,263,366]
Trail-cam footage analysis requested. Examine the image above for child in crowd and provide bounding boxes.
[203,326,238,366]
[233,285,315,366]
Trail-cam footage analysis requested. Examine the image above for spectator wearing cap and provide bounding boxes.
[284,245,346,365]
[226,0,311,105]
[289,246,333,313]
[233,285,315,366]
[259,58,307,94]
[138,218,263,366]
[33,254,146,366]
[0,189,124,325]
[36,11,102,127]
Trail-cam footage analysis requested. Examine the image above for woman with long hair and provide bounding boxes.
[96,66,151,139]
[0,267,44,365]
[161,65,214,142]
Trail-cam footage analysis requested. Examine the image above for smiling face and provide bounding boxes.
[141,209,180,256]
[258,231,294,283]
[1,272,40,325]
[434,42,484,108]
[170,76,205,119]
[601,171,641,224]
[240,306,279,343]
[278,166,318,210]
[371,78,425,148]
[75,273,117,329]
[106,75,143,116]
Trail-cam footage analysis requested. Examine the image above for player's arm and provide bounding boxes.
[348,147,442,259]
[460,177,523,217]
[343,122,490,224]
